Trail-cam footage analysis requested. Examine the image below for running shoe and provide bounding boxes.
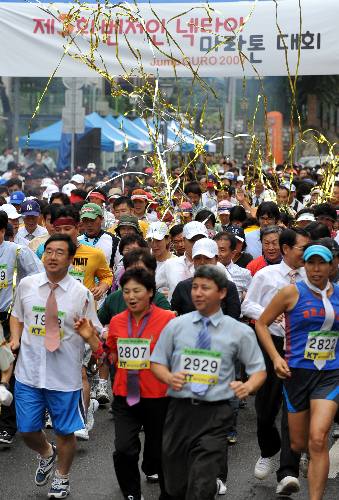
[86,398,99,432]
[146,474,159,483]
[332,423,339,439]
[0,430,14,445]
[74,427,89,441]
[227,430,238,445]
[47,474,70,498]
[96,381,110,405]
[254,456,274,480]
[276,476,300,496]
[216,478,227,495]
[299,453,309,478]
[126,496,144,500]
[35,443,57,486]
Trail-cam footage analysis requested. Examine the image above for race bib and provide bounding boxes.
[304,330,339,361]
[180,348,222,385]
[29,306,66,338]
[117,338,151,370]
[69,269,85,284]
[0,264,8,289]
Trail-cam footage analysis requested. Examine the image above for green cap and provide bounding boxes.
[80,203,103,220]
[116,215,141,235]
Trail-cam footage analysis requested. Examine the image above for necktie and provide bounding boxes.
[191,317,211,396]
[304,277,335,370]
[44,283,60,352]
[25,233,35,241]
[126,312,150,407]
[288,270,298,284]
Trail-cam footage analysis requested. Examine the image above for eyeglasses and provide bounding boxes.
[45,249,67,257]
[292,245,308,252]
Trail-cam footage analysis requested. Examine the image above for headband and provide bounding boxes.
[53,217,78,227]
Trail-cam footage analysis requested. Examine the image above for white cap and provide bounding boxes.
[87,162,96,170]
[71,174,85,184]
[192,238,218,259]
[41,177,55,188]
[1,203,20,219]
[282,182,296,193]
[224,172,235,180]
[146,221,169,240]
[183,221,208,240]
[61,183,76,196]
[296,213,315,223]
[237,175,245,182]
[42,185,59,201]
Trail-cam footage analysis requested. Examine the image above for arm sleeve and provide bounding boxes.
[237,325,266,375]
[17,246,44,283]
[150,321,175,367]
[95,249,113,287]
[241,273,265,320]
[11,282,24,322]
[222,281,241,319]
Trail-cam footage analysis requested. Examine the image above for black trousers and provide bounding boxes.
[162,398,233,500]
[255,335,300,481]
[0,312,17,436]
[113,396,170,500]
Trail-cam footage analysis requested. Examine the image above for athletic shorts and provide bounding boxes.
[283,368,339,413]
[15,380,85,435]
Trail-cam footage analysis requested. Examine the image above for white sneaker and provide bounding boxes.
[74,427,89,441]
[276,476,300,496]
[0,384,13,406]
[86,399,99,432]
[333,423,339,439]
[299,453,309,478]
[254,456,274,480]
[216,478,227,495]
[96,381,110,405]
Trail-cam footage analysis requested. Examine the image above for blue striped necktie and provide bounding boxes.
[191,317,211,396]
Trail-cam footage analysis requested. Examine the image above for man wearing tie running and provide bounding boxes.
[9,234,101,499]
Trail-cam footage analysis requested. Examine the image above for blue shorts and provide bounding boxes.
[15,380,85,435]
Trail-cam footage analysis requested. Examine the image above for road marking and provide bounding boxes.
[329,439,339,478]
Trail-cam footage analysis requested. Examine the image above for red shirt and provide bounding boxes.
[106,304,175,398]
[246,255,267,276]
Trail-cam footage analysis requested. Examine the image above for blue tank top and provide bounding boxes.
[285,281,339,370]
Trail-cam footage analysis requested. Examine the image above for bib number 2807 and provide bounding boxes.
[117,338,151,370]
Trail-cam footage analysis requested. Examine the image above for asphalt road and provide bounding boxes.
[1,397,339,499]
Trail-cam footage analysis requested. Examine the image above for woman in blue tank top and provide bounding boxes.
[256,244,339,500]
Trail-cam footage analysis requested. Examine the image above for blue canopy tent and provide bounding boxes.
[106,115,152,152]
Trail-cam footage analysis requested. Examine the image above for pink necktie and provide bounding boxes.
[44,283,60,352]
[288,270,297,284]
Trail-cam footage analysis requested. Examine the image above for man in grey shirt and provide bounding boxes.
[151,265,266,500]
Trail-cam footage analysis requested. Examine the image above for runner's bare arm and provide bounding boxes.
[230,370,266,399]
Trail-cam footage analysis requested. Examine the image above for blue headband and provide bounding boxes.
[303,245,333,263]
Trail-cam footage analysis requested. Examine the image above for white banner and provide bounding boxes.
[0,0,338,77]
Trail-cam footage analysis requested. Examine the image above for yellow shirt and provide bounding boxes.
[70,244,113,290]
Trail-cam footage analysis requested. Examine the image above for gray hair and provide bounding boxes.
[193,265,228,290]
[260,225,283,241]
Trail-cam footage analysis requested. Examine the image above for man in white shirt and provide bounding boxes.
[241,228,310,497]
[16,200,47,245]
[156,221,209,301]
[214,232,251,300]
[201,180,218,212]
[9,233,101,499]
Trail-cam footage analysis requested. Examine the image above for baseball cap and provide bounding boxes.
[0,203,21,219]
[80,203,103,220]
[237,175,245,182]
[42,185,59,201]
[146,221,169,240]
[282,182,296,193]
[296,213,315,223]
[218,200,233,213]
[41,177,55,188]
[179,202,193,214]
[87,162,96,170]
[9,191,25,205]
[62,183,76,196]
[183,221,208,240]
[226,225,246,242]
[131,189,148,201]
[108,187,122,200]
[206,180,215,189]
[71,174,85,184]
[224,172,235,180]
[303,244,333,263]
[192,238,218,259]
[115,215,141,235]
[21,199,41,217]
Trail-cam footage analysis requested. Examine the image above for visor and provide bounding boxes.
[303,245,333,263]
